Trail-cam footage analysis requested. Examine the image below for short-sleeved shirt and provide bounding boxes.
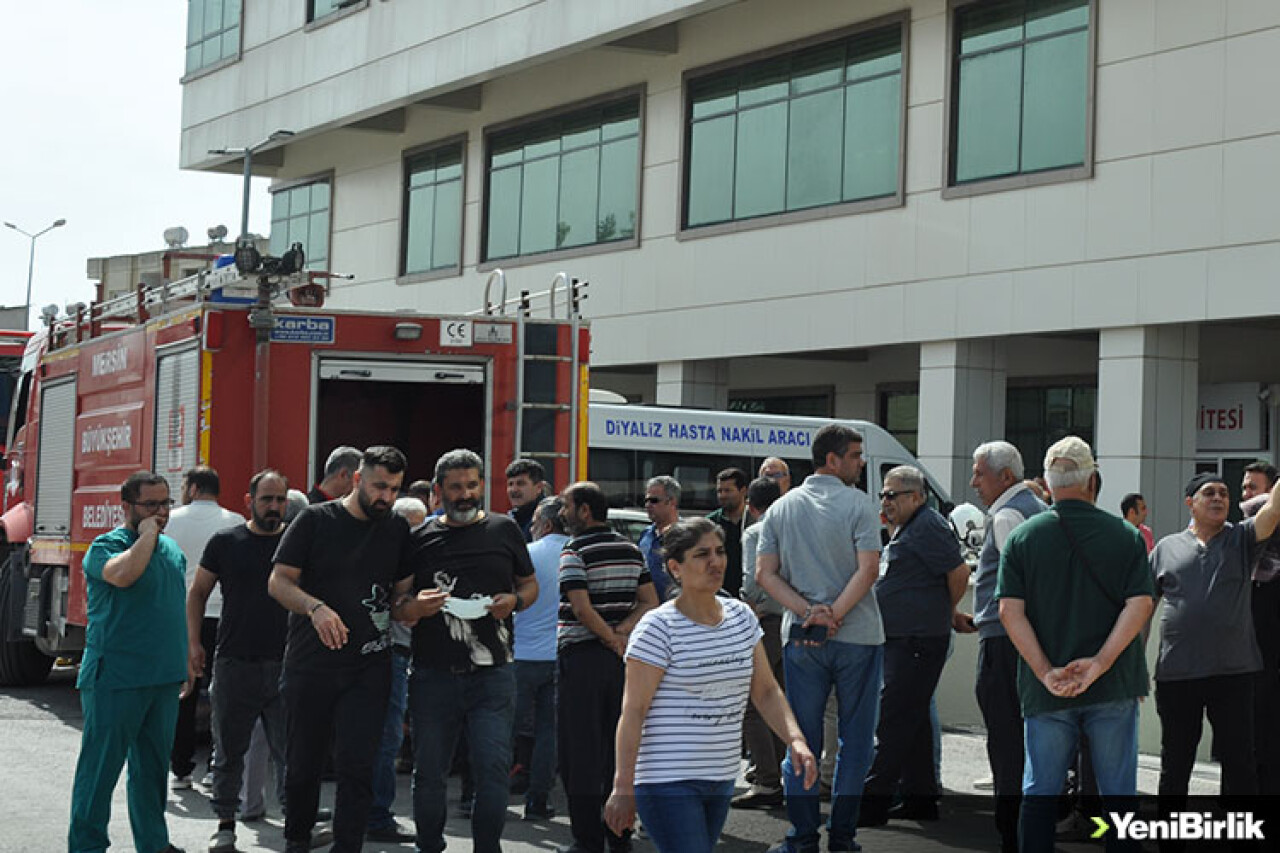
[638,524,674,600]
[756,473,884,646]
[201,525,288,660]
[876,505,963,637]
[627,598,762,785]
[1152,519,1263,681]
[514,533,568,662]
[558,526,650,650]
[273,501,415,672]
[165,499,244,619]
[410,513,536,671]
[741,521,783,619]
[79,527,188,690]
[997,500,1154,717]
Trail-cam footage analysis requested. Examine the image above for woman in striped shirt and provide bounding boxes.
[604,518,817,853]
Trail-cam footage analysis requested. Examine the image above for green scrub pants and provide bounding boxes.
[68,682,181,853]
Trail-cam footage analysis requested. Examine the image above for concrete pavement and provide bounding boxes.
[1,665,1221,853]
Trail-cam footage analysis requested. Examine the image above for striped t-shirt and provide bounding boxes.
[627,598,763,785]
[558,526,650,650]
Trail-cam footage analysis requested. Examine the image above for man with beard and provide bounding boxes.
[186,470,293,852]
[392,448,538,853]
[68,471,186,853]
[270,446,417,853]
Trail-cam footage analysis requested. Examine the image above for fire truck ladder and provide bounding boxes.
[481,270,586,481]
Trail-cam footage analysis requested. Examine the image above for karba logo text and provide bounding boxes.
[1090,812,1265,842]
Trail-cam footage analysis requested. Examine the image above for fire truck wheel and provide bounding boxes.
[0,553,53,687]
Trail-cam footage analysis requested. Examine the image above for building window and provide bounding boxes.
[684,22,904,230]
[729,391,832,418]
[1005,383,1096,477]
[402,143,464,276]
[484,97,640,262]
[878,387,919,456]
[309,0,363,23]
[949,0,1091,186]
[270,180,330,271]
[185,0,240,75]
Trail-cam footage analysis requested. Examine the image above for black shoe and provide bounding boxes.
[366,821,416,842]
[524,799,556,821]
[887,800,939,821]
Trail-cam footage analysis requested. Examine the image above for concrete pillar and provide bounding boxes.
[654,359,729,409]
[1096,325,1198,538]
[916,340,1007,501]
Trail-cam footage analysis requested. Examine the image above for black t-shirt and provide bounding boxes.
[410,513,536,672]
[273,501,415,672]
[202,525,289,659]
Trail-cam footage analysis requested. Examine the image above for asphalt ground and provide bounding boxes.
[0,665,1229,853]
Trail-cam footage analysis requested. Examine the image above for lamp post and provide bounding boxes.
[208,130,293,473]
[4,218,67,330]
[209,129,294,240]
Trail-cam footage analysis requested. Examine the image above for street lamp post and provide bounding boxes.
[3,218,67,330]
[209,129,294,240]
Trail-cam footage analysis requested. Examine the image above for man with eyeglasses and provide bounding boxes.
[1151,471,1280,807]
[858,465,971,826]
[759,457,792,494]
[164,466,245,791]
[186,470,294,852]
[637,476,680,599]
[270,445,417,853]
[69,471,188,853]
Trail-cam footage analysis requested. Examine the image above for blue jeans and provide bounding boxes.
[781,640,884,852]
[410,665,516,853]
[368,647,411,830]
[1021,698,1140,853]
[513,659,556,803]
[635,779,734,853]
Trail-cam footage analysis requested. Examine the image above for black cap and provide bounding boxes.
[1185,472,1226,498]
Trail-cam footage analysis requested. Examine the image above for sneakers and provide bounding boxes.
[171,774,193,791]
[208,828,236,853]
[523,798,556,821]
[730,785,784,809]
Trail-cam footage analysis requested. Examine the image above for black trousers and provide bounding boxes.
[742,612,785,790]
[1252,579,1280,793]
[172,617,218,777]
[1156,674,1257,798]
[975,635,1023,853]
[862,635,949,816]
[283,659,391,852]
[558,642,628,853]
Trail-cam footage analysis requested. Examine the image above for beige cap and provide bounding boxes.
[1043,435,1096,473]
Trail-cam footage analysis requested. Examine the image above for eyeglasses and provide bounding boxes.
[129,499,175,511]
[878,489,917,502]
[643,496,665,505]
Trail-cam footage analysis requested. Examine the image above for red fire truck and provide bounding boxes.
[0,261,589,685]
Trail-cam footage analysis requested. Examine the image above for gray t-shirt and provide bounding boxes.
[1152,518,1263,681]
[741,521,783,619]
[756,474,884,646]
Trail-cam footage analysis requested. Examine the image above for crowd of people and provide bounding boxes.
[65,428,1280,853]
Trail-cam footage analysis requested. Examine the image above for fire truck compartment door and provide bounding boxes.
[318,360,484,385]
[154,345,200,500]
[35,378,77,535]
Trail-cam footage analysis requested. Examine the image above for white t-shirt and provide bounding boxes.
[166,499,245,619]
[626,597,762,785]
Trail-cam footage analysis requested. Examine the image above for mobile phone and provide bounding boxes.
[788,622,828,644]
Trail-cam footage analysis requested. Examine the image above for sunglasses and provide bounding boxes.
[878,489,917,501]
[643,496,666,505]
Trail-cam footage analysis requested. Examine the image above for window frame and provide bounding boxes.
[268,171,335,273]
[941,0,1098,199]
[677,12,909,242]
[180,0,243,82]
[478,86,646,271]
[306,0,369,30]
[398,135,467,285]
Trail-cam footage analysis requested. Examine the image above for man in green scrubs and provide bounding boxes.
[68,471,188,853]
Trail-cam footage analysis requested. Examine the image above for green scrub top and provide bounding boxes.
[78,526,188,690]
